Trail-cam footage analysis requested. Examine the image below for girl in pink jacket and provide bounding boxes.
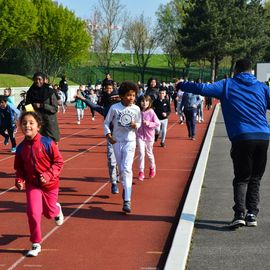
[136,95,160,181]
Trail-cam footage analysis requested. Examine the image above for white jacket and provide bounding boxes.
[104,102,141,142]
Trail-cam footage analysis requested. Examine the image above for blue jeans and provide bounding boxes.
[184,108,197,138]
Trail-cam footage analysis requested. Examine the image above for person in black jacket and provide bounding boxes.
[26,72,60,142]
[59,75,68,106]
[153,87,171,147]
[145,77,160,101]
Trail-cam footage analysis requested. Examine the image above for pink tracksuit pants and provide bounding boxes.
[26,184,60,243]
[137,138,155,171]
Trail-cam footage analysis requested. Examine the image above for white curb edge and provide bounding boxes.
[164,104,220,270]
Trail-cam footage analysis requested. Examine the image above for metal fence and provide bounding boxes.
[66,65,230,85]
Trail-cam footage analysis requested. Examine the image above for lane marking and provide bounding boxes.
[7,182,109,270]
[146,251,164,254]
[0,186,15,196]
[0,140,106,196]
[6,118,182,269]
[0,128,91,162]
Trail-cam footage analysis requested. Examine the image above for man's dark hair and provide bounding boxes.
[118,81,138,96]
[33,72,45,80]
[234,59,252,73]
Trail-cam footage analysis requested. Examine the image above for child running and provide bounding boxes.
[0,95,19,152]
[136,95,160,181]
[14,111,64,257]
[153,88,171,147]
[71,87,87,124]
[104,81,141,213]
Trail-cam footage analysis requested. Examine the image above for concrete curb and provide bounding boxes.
[164,104,220,270]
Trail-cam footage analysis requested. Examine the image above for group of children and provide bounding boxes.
[4,74,206,257]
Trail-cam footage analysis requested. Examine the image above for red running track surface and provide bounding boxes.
[0,104,215,270]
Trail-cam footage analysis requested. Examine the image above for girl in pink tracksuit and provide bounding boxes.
[14,111,64,257]
[136,95,160,181]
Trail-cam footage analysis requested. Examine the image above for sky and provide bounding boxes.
[56,0,170,21]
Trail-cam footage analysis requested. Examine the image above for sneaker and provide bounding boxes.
[4,136,9,145]
[160,142,165,147]
[122,200,131,213]
[26,243,41,257]
[111,183,119,194]
[245,213,257,227]
[149,167,156,178]
[92,117,95,121]
[138,171,144,181]
[228,214,246,229]
[11,147,16,153]
[191,137,196,141]
[54,203,64,226]
[77,121,80,125]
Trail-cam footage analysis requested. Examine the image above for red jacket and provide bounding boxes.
[14,133,64,191]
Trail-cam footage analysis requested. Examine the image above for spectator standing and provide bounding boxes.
[26,72,60,143]
[177,59,270,228]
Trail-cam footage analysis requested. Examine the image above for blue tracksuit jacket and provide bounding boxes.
[178,73,270,142]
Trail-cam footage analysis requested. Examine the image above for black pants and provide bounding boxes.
[0,127,16,148]
[230,140,269,216]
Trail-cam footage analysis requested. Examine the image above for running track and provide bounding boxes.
[0,105,215,270]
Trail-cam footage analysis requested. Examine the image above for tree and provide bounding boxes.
[27,0,91,76]
[226,0,269,74]
[90,0,126,73]
[123,14,158,83]
[178,0,233,81]
[263,0,270,61]
[156,0,186,77]
[0,0,37,59]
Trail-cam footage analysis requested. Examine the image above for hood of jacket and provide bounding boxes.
[233,72,257,86]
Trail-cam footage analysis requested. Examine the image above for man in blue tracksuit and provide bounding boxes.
[177,59,270,229]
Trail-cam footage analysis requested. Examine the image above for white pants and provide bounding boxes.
[137,139,155,171]
[157,119,168,143]
[76,108,84,121]
[113,141,136,201]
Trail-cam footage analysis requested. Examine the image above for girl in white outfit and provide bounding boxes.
[104,81,141,213]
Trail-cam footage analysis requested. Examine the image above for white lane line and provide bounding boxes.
[0,140,106,196]
[0,128,91,162]
[63,140,106,163]
[7,182,109,270]
[0,186,15,195]
[6,118,179,270]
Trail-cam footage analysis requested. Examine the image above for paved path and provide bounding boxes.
[187,111,270,270]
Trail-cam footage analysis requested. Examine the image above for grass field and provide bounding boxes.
[0,74,77,88]
[0,74,33,87]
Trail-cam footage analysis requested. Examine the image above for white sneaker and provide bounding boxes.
[26,243,41,257]
[77,121,80,125]
[54,203,64,226]
[92,117,95,121]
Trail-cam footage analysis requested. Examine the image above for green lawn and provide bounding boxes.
[0,74,77,87]
[0,74,33,87]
